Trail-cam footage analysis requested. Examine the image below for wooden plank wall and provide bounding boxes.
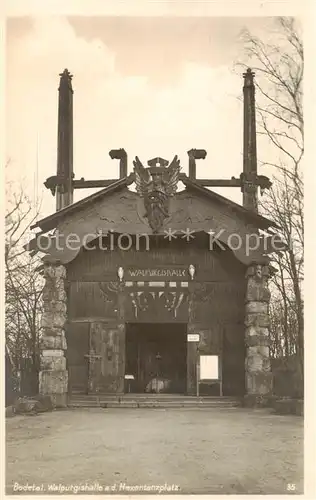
[66,237,246,395]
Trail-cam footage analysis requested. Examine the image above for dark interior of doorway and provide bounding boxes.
[125,323,187,394]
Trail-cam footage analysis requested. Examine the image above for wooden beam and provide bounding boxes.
[195,179,241,187]
[73,173,135,189]
[72,174,272,191]
[73,179,120,189]
[72,177,242,190]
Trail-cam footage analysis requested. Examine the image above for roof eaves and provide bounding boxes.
[182,176,278,229]
[31,175,132,232]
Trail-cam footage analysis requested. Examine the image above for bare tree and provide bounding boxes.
[238,17,303,390]
[5,177,44,396]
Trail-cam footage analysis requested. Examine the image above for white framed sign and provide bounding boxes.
[187,334,200,342]
[199,355,219,380]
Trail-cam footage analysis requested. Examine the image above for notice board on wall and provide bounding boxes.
[199,355,219,380]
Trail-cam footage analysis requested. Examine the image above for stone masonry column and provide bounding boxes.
[244,263,273,407]
[39,263,68,407]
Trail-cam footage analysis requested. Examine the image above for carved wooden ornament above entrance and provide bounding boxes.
[133,156,181,233]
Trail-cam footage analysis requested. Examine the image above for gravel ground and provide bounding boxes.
[6,407,303,495]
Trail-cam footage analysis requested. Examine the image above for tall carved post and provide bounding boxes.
[242,68,258,212]
[244,263,272,406]
[39,263,68,407]
[56,69,74,211]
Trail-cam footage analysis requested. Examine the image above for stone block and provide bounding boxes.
[55,266,66,279]
[245,327,271,347]
[246,264,270,278]
[51,393,68,408]
[5,406,16,418]
[43,300,67,314]
[245,312,270,328]
[14,397,38,414]
[243,394,269,408]
[42,284,67,302]
[245,325,269,338]
[249,344,270,357]
[44,264,66,279]
[245,325,261,338]
[39,369,68,395]
[40,335,67,350]
[273,398,304,416]
[40,327,65,338]
[42,348,63,356]
[245,301,269,314]
[40,355,67,371]
[34,394,56,411]
[14,395,56,414]
[246,371,273,395]
[41,311,66,329]
[246,345,270,368]
[246,354,263,372]
[256,344,270,358]
[246,280,270,302]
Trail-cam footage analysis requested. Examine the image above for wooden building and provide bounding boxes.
[30,68,277,406]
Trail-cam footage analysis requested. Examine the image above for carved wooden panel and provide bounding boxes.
[124,285,189,323]
[88,322,125,393]
[66,322,89,393]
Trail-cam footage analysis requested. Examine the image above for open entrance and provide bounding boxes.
[125,323,187,394]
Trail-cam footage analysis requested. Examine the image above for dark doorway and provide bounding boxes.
[125,323,187,394]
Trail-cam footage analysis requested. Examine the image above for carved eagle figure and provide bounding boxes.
[133,155,181,197]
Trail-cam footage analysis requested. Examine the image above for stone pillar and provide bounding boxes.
[39,263,68,407]
[244,263,273,407]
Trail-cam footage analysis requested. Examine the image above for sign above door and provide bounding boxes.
[125,266,190,282]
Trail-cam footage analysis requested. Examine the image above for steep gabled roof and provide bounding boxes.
[31,173,277,234]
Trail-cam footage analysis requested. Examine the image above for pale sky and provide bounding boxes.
[6,16,282,220]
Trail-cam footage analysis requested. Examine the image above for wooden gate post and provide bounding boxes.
[117,281,126,393]
[187,280,198,395]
